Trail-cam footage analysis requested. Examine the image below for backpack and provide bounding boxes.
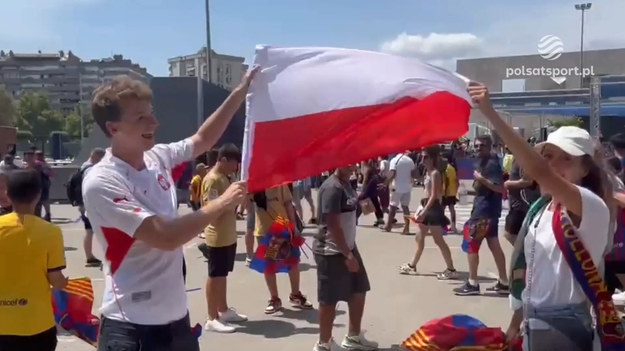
[66,166,91,206]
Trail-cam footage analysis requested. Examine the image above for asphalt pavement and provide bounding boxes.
[52,186,513,351]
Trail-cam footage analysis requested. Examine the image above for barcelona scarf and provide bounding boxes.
[553,204,625,350]
[401,314,510,351]
[52,278,203,348]
[250,216,305,274]
[52,277,100,347]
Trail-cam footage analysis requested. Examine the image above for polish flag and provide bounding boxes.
[242,46,473,193]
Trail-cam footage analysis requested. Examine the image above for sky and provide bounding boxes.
[1,0,624,77]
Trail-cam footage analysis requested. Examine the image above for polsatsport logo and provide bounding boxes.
[504,35,594,86]
[537,35,564,61]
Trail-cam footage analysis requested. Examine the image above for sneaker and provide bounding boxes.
[312,341,332,351]
[613,291,625,306]
[399,263,417,275]
[341,333,379,350]
[85,258,102,267]
[485,281,510,295]
[290,292,313,309]
[265,297,282,314]
[436,268,458,281]
[373,219,384,227]
[453,281,481,296]
[198,243,210,259]
[219,308,248,323]
[204,319,236,333]
[245,257,252,267]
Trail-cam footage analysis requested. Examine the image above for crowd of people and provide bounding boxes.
[2,69,625,351]
[0,148,53,220]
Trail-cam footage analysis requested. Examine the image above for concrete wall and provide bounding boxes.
[457,48,625,92]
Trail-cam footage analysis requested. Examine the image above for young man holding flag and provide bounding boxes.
[83,68,256,351]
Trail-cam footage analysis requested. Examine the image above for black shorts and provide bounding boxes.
[0,326,57,351]
[441,196,457,206]
[97,313,199,351]
[505,207,528,236]
[419,199,450,227]
[81,214,92,230]
[207,243,237,278]
[605,260,625,294]
[314,248,370,306]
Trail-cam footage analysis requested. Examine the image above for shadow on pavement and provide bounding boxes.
[412,271,497,282]
[235,319,319,338]
[298,262,316,272]
[234,252,248,262]
[279,308,345,325]
[481,292,510,299]
[53,217,75,224]
[64,246,78,252]
[378,345,403,351]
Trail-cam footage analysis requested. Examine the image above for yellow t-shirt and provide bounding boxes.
[254,185,293,237]
[445,164,458,197]
[201,171,237,247]
[0,213,66,336]
[190,175,202,202]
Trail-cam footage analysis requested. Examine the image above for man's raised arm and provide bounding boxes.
[190,67,259,157]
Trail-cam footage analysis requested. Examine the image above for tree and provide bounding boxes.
[0,86,15,127]
[547,117,584,129]
[16,92,64,140]
[64,107,94,139]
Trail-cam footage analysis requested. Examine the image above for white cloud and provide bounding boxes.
[380,33,483,62]
[380,0,625,72]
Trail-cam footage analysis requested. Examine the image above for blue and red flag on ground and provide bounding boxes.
[401,314,517,351]
[250,216,305,274]
[52,277,100,347]
[52,277,202,348]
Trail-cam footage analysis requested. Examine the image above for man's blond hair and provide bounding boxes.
[91,75,153,137]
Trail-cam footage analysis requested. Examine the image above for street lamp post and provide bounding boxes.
[574,3,592,88]
[205,0,212,84]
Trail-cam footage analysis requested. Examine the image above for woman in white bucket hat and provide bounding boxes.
[468,82,616,351]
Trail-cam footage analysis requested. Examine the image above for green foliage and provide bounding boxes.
[0,87,15,127]
[16,92,64,140]
[64,106,94,139]
[547,117,584,128]
[17,130,33,142]
[13,91,96,141]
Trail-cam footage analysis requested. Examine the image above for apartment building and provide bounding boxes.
[0,50,151,114]
[168,47,247,91]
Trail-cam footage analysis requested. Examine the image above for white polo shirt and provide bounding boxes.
[82,139,194,325]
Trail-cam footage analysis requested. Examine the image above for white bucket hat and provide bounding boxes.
[535,126,595,157]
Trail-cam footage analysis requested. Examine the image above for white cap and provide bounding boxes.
[535,126,595,157]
